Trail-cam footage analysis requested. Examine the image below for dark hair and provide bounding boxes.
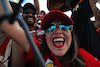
[41,10,46,15]
[35,30,85,67]
[9,1,22,15]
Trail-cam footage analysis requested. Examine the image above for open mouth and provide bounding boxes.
[53,37,65,48]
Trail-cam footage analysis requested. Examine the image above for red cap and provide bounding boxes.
[41,10,74,29]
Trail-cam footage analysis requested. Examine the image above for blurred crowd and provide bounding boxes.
[0,0,100,67]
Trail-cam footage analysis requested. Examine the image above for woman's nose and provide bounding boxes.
[54,28,63,34]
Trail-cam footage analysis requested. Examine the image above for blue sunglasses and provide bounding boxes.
[45,23,73,35]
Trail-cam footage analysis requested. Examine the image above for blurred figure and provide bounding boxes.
[71,0,100,60]
[40,10,46,20]
[36,10,46,21]
[36,20,44,42]
[34,10,46,41]
[22,3,37,38]
[92,6,100,36]
[0,0,26,67]
[93,6,100,29]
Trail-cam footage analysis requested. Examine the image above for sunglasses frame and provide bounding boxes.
[44,22,73,35]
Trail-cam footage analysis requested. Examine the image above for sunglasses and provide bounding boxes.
[23,10,35,15]
[45,23,73,35]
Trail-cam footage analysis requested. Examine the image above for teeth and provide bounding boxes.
[53,38,64,42]
[28,18,33,21]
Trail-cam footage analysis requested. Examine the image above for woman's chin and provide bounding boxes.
[53,51,66,56]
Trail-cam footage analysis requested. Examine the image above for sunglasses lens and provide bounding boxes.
[59,25,72,32]
[31,11,35,15]
[23,10,35,15]
[23,10,29,14]
[46,25,56,33]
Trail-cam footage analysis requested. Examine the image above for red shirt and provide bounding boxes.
[78,48,100,67]
[23,37,41,67]
[23,41,100,67]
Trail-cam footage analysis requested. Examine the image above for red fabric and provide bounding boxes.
[23,37,41,61]
[78,48,100,67]
[32,37,41,48]
[23,46,100,67]
[0,36,11,55]
[44,49,62,67]
[23,37,41,67]
[96,27,100,35]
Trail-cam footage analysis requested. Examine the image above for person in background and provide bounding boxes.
[92,6,100,36]
[40,10,46,20]
[22,3,45,42]
[71,0,100,60]
[36,10,46,21]
[22,3,37,38]
[41,10,46,15]
[93,6,100,29]
[35,20,43,42]
[34,10,46,42]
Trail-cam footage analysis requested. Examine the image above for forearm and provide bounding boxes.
[11,41,26,67]
[1,21,30,53]
[34,0,40,14]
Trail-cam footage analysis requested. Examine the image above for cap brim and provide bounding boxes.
[41,10,74,29]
